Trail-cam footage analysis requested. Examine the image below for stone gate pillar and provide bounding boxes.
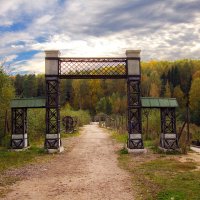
[11,108,28,149]
[126,50,144,151]
[45,50,63,153]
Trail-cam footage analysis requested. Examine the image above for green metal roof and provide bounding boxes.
[11,98,46,108]
[141,97,178,108]
[11,97,178,109]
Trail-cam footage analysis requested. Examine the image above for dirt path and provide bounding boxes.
[2,123,134,200]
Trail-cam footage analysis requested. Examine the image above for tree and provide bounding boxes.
[173,85,185,107]
[23,74,37,97]
[96,97,112,115]
[190,78,200,112]
[14,74,24,97]
[0,64,15,142]
[150,83,159,97]
[164,81,171,97]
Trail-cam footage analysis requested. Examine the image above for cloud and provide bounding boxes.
[11,52,44,74]
[0,0,200,73]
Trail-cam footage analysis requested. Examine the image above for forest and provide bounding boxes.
[0,59,200,145]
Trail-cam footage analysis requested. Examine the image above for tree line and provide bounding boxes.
[1,59,200,128]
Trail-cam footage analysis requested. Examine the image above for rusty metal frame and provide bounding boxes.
[11,108,27,149]
[160,108,179,149]
[45,77,61,149]
[127,78,143,149]
[45,56,143,150]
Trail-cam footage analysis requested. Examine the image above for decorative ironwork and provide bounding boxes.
[11,108,27,149]
[160,108,179,150]
[62,116,77,133]
[58,57,127,78]
[127,79,143,149]
[45,77,61,149]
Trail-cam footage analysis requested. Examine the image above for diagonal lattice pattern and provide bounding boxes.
[59,58,127,76]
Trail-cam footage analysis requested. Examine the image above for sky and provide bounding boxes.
[0,0,200,74]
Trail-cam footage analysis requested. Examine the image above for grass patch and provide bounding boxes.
[119,147,128,155]
[0,146,46,172]
[144,140,154,148]
[111,132,200,199]
[118,152,200,200]
[0,146,48,197]
[111,131,128,143]
[61,131,80,138]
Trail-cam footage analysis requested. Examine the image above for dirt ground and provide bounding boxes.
[2,123,134,200]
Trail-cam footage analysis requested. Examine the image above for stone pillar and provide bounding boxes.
[11,108,28,149]
[160,108,179,151]
[45,50,63,153]
[126,50,145,152]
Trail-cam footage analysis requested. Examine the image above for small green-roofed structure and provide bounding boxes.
[141,97,178,108]
[11,98,46,108]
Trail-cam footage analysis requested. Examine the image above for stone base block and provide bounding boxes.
[127,148,147,154]
[190,146,200,153]
[46,146,64,154]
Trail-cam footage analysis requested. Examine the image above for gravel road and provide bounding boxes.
[2,123,134,200]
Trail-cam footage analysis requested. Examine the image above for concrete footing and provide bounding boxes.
[47,146,64,154]
[190,146,200,153]
[127,147,147,154]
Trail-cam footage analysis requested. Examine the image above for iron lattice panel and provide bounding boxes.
[160,108,179,150]
[128,80,141,107]
[11,108,27,149]
[46,80,60,107]
[127,79,143,149]
[45,78,61,149]
[58,58,127,78]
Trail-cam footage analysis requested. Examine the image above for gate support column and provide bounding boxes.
[126,50,144,151]
[160,108,179,151]
[11,108,28,149]
[45,50,63,153]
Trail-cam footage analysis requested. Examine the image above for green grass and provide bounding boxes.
[61,131,80,138]
[118,152,200,200]
[0,146,46,172]
[0,131,80,173]
[111,131,200,200]
[0,146,47,197]
[111,131,128,143]
[0,132,81,197]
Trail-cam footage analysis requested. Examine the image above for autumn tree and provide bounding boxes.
[0,64,15,142]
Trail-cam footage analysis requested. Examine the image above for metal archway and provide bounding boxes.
[45,50,143,152]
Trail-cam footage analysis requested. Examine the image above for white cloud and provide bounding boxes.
[11,52,44,74]
[0,0,200,73]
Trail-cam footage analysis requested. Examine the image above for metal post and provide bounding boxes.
[126,50,143,150]
[45,77,62,151]
[45,50,63,153]
[160,108,179,150]
[11,108,28,149]
[127,79,143,149]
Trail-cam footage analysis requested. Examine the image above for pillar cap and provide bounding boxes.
[45,50,60,58]
[126,50,141,58]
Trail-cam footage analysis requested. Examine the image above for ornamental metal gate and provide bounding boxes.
[45,50,143,152]
[10,50,179,152]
